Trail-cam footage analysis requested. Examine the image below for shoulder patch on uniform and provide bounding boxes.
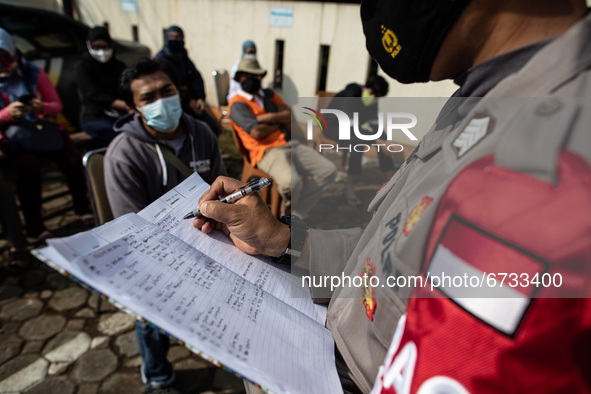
[403,196,433,236]
[361,258,377,322]
[452,115,494,158]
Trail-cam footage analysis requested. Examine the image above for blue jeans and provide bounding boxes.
[135,321,174,386]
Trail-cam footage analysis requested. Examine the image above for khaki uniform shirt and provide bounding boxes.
[304,13,591,392]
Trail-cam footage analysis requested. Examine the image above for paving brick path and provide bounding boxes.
[0,260,246,394]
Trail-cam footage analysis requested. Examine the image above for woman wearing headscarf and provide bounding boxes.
[0,28,92,240]
[154,25,220,136]
[227,40,257,102]
[75,26,130,148]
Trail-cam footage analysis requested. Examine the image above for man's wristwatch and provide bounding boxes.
[271,216,308,264]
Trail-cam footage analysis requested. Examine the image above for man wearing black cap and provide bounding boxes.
[75,26,130,147]
[154,25,220,137]
[192,1,591,392]
[229,56,337,219]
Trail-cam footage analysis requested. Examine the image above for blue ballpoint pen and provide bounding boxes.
[182,177,272,219]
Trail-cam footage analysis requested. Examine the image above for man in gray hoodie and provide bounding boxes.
[104,58,226,392]
[105,58,225,217]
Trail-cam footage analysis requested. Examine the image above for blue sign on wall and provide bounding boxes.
[121,0,138,13]
[270,7,293,28]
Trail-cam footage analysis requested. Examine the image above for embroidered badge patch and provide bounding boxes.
[403,196,433,236]
[361,258,377,322]
[452,116,493,157]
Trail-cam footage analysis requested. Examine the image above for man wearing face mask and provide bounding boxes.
[75,27,129,148]
[229,57,337,219]
[104,58,226,392]
[193,0,591,393]
[154,25,220,137]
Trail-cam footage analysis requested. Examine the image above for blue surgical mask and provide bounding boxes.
[138,95,183,133]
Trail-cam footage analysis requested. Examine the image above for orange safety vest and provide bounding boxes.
[229,91,287,167]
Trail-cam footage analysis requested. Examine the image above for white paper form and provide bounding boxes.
[43,214,151,278]
[65,223,341,394]
[41,213,150,276]
[138,173,327,325]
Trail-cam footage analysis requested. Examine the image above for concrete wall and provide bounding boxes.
[74,0,457,106]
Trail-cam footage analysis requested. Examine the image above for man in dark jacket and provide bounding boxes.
[104,58,226,391]
[75,27,129,148]
[326,75,392,206]
[154,25,220,137]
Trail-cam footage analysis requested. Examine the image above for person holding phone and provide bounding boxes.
[0,28,92,240]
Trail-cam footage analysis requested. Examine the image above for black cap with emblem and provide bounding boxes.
[361,0,471,84]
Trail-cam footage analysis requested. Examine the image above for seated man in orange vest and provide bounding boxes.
[228,58,337,218]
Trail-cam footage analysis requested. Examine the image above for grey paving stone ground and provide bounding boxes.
[75,307,97,318]
[24,376,76,394]
[19,314,66,341]
[124,355,142,368]
[88,293,118,313]
[0,298,43,321]
[1,320,20,335]
[48,286,89,312]
[0,355,48,392]
[114,330,139,358]
[44,272,72,290]
[0,354,39,382]
[168,345,191,363]
[43,331,91,363]
[70,349,118,383]
[47,361,69,376]
[77,382,99,394]
[21,340,44,355]
[0,333,23,364]
[99,373,145,394]
[90,336,109,349]
[97,312,135,336]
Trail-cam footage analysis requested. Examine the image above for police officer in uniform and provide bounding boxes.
[193,0,591,392]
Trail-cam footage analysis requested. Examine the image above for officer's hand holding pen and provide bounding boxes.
[191,176,290,257]
[183,177,272,219]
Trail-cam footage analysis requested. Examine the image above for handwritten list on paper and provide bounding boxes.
[43,173,340,393]
[138,174,327,325]
[68,223,339,393]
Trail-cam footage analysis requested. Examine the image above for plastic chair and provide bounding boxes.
[212,70,231,127]
[82,148,113,225]
[230,125,282,218]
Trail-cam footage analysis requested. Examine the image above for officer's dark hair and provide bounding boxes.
[120,57,180,108]
[365,75,389,97]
